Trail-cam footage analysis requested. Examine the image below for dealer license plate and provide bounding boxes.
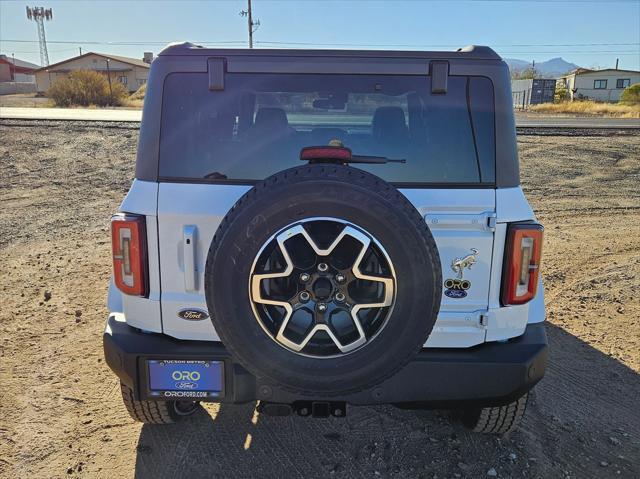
[147,360,223,399]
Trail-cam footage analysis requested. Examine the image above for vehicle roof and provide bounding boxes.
[158,42,502,61]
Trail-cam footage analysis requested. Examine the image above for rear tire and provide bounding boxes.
[120,382,199,424]
[461,393,528,435]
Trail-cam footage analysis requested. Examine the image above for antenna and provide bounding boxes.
[26,6,53,66]
[239,0,260,49]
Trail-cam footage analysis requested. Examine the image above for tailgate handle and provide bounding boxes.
[183,225,197,292]
[425,212,496,232]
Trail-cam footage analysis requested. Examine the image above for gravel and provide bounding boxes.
[0,121,638,479]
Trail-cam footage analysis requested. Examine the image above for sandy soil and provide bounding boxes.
[0,121,638,479]
[0,93,51,108]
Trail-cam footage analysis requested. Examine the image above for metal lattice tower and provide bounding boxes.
[26,6,53,66]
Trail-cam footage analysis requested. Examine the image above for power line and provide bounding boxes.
[501,52,639,55]
[258,41,640,47]
[0,39,247,46]
[311,0,640,2]
[1,38,638,48]
[2,47,77,54]
[1,39,637,58]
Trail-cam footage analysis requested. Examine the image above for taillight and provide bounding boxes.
[501,223,544,306]
[111,214,148,297]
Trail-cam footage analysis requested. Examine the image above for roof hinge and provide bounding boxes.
[208,58,226,91]
[430,60,449,94]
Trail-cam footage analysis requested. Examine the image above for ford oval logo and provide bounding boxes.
[177,308,210,321]
[444,289,467,299]
[175,381,198,390]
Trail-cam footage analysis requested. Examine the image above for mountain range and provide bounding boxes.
[505,57,580,78]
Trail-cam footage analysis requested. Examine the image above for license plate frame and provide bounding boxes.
[146,359,224,400]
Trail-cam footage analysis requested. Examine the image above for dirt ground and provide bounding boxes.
[0,93,51,108]
[0,121,638,479]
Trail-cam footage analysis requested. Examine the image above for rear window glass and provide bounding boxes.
[159,73,495,184]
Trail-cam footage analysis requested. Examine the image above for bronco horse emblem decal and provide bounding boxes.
[451,248,479,279]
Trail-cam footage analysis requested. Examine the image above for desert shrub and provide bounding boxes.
[554,87,568,103]
[123,82,146,108]
[619,83,640,105]
[130,82,146,101]
[48,70,128,107]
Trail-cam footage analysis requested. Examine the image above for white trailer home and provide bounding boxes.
[559,68,640,102]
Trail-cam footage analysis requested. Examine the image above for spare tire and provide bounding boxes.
[205,164,441,395]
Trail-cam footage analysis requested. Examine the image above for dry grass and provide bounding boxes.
[123,83,146,108]
[0,93,53,108]
[530,101,640,118]
[123,98,144,108]
[130,82,146,100]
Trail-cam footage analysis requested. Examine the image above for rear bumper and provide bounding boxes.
[103,314,547,408]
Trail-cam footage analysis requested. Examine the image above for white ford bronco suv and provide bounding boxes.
[104,43,547,434]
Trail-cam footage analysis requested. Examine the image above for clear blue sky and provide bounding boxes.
[1,0,639,70]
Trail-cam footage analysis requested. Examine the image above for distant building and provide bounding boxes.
[33,52,151,93]
[0,55,39,83]
[559,68,640,102]
[0,55,39,94]
[511,78,557,108]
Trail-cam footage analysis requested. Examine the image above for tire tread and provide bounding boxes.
[120,382,176,424]
[465,394,529,435]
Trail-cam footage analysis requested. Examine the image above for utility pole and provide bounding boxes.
[26,7,53,66]
[12,53,16,93]
[240,0,260,48]
[106,58,113,105]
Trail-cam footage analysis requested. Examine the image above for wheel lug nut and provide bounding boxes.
[299,273,310,283]
[317,302,327,312]
[335,273,346,283]
[335,292,346,303]
[317,263,329,272]
[299,291,310,302]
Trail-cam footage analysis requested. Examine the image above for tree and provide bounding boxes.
[512,67,536,80]
[555,86,568,103]
[619,83,640,105]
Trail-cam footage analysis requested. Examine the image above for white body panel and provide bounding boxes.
[495,187,535,223]
[157,183,251,340]
[110,181,544,347]
[405,189,495,347]
[155,185,497,346]
[116,180,162,333]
